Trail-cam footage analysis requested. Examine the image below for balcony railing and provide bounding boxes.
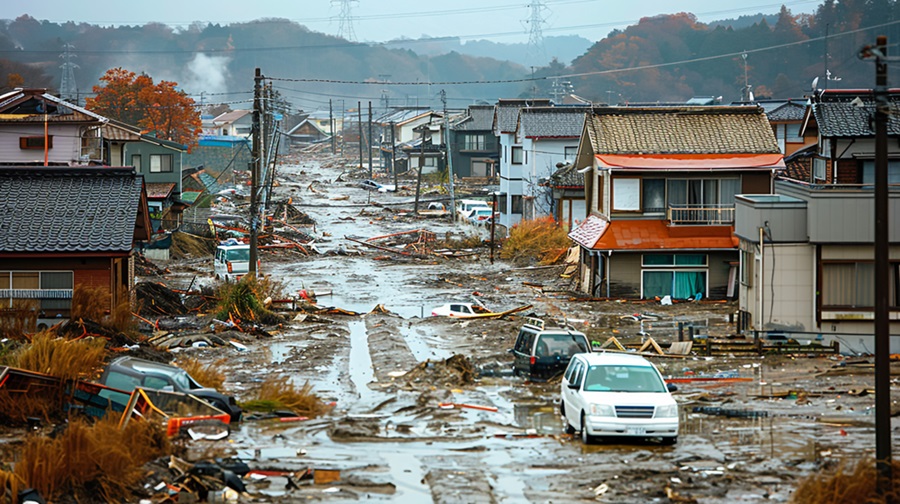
[668,204,734,225]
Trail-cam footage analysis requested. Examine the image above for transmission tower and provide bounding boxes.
[59,43,79,104]
[332,0,358,41]
[523,2,549,67]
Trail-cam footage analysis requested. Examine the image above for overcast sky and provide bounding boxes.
[10,0,821,43]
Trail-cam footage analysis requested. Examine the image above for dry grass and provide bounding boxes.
[0,389,55,425]
[70,285,110,323]
[13,414,169,503]
[792,457,900,503]
[11,332,107,382]
[0,300,38,340]
[0,469,23,504]
[108,293,138,335]
[243,375,329,418]
[435,232,484,250]
[175,357,227,391]
[215,275,284,322]
[170,231,217,259]
[500,216,571,265]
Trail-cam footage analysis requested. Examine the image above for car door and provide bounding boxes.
[563,358,585,420]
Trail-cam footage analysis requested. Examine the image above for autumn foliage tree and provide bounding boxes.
[85,67,201,150]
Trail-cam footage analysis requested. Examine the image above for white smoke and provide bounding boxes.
[180,53,231,99]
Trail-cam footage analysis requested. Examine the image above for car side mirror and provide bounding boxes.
[567,382,579,390]
[666,383,678,393]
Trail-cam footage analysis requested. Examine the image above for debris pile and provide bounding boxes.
[135,282,189,316]
[404,354,476,387]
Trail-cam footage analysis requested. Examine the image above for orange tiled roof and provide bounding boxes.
[145,182,175,199]
[595,153,784,170]
[570,216,737,251]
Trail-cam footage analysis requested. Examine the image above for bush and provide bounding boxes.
[243,375,329,418]
[175,357,227,391]
[792,457,900,503]
[215,275,284,323]
[12,332,107,382]
[500,216,571,265]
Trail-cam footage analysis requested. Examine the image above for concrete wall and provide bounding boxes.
[183,142,252,175]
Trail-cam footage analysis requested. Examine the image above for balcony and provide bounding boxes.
[667,204,735,225]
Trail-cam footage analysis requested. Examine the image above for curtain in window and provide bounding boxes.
[667,180,686,206]
[674,271,705,299]
[721,179,740,205]
[643,271,673,298]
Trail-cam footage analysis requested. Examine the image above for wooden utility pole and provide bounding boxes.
[358,101,363,171]
[441,90,456,221]
[391,121,397,188]
[490,191,498,264]
[414,125,426,213]
[249,68,263,277]
[329,99,335,154]
[860,34,893,492]
[368,101,373,176]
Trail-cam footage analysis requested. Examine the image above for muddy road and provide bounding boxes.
[146,154,892,503]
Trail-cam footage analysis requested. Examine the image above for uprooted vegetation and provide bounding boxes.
[500,216,571,265]
[175,356,227,392]
[791,457,900,503]
[0,414,170,503]
[241,375,330,418]
[215,274,285,323]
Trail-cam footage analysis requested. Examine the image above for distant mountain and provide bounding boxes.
[386,34,593,67]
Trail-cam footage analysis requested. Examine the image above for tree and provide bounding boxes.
[85,67,201,150]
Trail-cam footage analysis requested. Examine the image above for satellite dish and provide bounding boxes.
[811,76,820,91]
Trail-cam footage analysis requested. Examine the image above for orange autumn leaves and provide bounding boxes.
[86,67,201,150]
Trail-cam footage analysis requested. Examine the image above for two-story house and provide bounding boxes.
[514,106,587,220]
[735,89,900,353]
[0,88,105,165]
[493,98,552,230]
[450,104,499,179]
[569,106,784,300]
[209,110,252,138]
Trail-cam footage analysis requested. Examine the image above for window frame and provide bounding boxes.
[511,146,524,165]
[19,136,52,150]
[612,177,641,212]
[149,154,174,173]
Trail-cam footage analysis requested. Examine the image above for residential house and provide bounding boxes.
[0,166,151,330]
[734,88,900,353]
[568,106,784,300]
[514,106,587,220]
[449,104,499,179]
[286,117,329,145]
[493,98,552,229]
[377,107,441,170]
[0,88,105,165]
[548,162,585,230]
[209,110,252,138]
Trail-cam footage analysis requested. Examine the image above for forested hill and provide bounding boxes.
[568,2,900,103]
[2,1,900,110]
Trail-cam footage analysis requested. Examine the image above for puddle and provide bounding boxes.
[400,325,452,362]
[482,447,528,502]
[382,450,430,500]
[347,318,375,400]
[513,403,560,434]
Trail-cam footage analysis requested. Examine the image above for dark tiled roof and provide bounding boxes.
[585,106,780,154]
[453,105,494,132]
[550,163,584,188]
[493,99,552,134]
[766,101,807,121]
[780,144,816,182]
[0,167,142,253]
[812,90,900,137]
[519,107,588,138]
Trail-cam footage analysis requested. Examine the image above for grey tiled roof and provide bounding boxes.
[585,106,781,154]
[766,101,807,121]
[453,105,494,132]
[519,106,588,138]
[0,167,143,253]
[550,162,584,188]
[812,91,900,137]
[493,99,552,134]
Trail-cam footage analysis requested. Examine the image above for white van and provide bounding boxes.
[456,199,491,220]
[214,239,252,282]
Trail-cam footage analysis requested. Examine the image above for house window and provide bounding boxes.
[741,249,754,286]
[642,254,707,267]
[564,146,578,161]
[820,262,899,308]
[150,154,173,173]
[511,195,523,214]
[0,271,73,316]
[131,154,142,172]
[612,177,640,211]
[19,136,52,150]
[786,123,802,143]
[861,160,900,185]
[642,179,666,213]
[463,134,486,151]
[511,146,524,165]
[813,158,826,180]
[642,271,707,300]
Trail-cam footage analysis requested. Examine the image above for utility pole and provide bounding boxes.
[414,125,426,213]
[357,101,363,171]
[390,121,397,189]
[860,35,892,493]
[368,101,373,176]
[441,90,456,221]
[490,191,498,264]
[249,68,263,277]
[329,99,336,154]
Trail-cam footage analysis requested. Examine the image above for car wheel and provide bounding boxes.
[580,412,594,444]
[560,401,576,434]
[661,436,677,446]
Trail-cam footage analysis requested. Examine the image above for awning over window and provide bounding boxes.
[595,153,785,171]
[569,216,737,251]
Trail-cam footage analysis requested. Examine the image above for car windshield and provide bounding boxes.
[534,333,589,357]
[170,370,195,390]
[583,365,667,393]
[226,248,250,261]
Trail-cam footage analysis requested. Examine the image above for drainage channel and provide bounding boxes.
[346,318,391,412]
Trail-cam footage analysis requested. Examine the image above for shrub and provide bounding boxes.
[500,216,571,265]
[175,357,226,391]
[792,457,900,503]
[215,275,284,323]
[12,332,107,382]
[243,375,329,418]
[70,285,110,323]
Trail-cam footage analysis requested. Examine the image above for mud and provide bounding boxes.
[132,152,895,504]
